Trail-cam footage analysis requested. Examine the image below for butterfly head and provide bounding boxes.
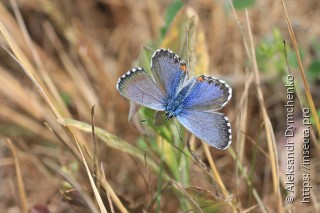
[165,111,175,120]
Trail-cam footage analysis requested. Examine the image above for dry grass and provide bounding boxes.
[0,0,319,212]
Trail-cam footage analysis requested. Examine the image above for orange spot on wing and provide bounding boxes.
[180,64,187,72]
[196,75,205,82]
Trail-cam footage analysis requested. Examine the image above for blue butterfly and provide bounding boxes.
[116,49,232,149]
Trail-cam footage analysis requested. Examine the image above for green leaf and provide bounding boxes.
[161,0,183,37]
[307,60,320,80]
[161,6,209,76]
[61,92,72,106]
[138,46,154,74]
[233,0,255,10]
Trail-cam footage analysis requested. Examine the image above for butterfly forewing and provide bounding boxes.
[117,67,166,111]
[180,75,232,111]
[151,49,187,98]
[176,110,232,149]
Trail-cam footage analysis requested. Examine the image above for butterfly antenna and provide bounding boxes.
[139,112,166,123]
[173,119,184,145]
[151,119,190,159]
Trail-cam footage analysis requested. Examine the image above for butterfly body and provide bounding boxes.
[117,49,232,150]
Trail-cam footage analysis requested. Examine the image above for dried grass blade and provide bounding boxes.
[229,2,273,212]
[100,163,128,213]
[5,139,28,213]
[9,0,71,118]
[202,144,238,212]
[245,9,282,211]
[281,0,320,136]
[0,22,62,121]
[71,136,108,213]
[43,158,100,213]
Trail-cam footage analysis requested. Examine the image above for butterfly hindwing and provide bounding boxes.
[151,49,187,99]
[177,110,232,149]
[117,67,166,111]
[181,75,232,111]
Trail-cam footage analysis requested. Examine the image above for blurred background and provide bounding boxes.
[0,0,319,212]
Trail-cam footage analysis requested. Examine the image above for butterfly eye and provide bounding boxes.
[165,111,174,120]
